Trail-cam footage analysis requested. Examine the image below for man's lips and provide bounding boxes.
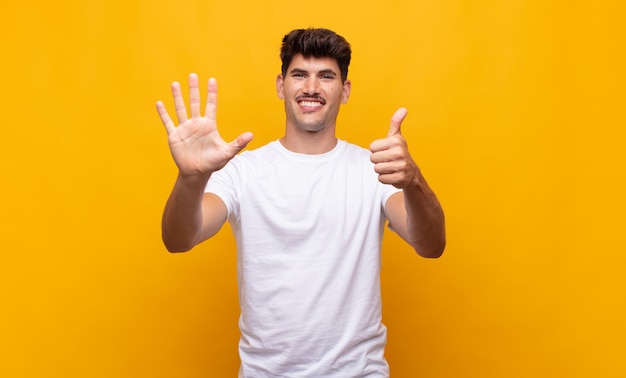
[297,96,326,108]
[299,100,324,107]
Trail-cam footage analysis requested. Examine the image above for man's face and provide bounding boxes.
[276,54,351,133]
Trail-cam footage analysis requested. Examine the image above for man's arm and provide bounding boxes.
[161,176,227,252]
[385,183,445,258]
[156,73,253,252]
[370,108,446,258]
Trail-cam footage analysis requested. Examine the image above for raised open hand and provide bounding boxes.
[370,108,419,189]
[156,73,253,178]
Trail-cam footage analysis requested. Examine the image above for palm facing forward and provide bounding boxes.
[156,73,253,178]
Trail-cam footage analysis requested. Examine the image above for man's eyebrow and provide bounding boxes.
[289,67,338,76]
[289,68,307,74]
[318,69,337,76]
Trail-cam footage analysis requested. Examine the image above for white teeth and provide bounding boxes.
[300,101,322,107]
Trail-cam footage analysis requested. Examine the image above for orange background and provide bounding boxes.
[2,1,625,377]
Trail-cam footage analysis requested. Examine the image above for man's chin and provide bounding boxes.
[295,121,326,133]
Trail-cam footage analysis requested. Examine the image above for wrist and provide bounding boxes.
[177,171,212,188]
[403,169,427,194]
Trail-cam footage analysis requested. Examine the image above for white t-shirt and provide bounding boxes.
[206,140,400,377]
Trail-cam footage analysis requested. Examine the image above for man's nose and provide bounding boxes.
[303,76,320,94]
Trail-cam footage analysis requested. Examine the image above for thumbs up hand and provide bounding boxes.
[370,108,420,189]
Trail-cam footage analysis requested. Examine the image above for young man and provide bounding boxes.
[156,28,445,377]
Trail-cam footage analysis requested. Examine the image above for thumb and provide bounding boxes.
[229,131,254,154]
[387,107,408,137]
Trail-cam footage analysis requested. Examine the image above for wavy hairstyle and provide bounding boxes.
[280,28,352,83]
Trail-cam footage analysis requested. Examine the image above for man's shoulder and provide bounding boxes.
[242,140,279,154]
[338,140,374,163]
[341,140,370,154]
[231,140,279,162]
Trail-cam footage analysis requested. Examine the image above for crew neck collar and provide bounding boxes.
[272,139,346,162]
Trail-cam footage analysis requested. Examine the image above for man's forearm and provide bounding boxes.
[161,174,210,252]
[403,176,446,258]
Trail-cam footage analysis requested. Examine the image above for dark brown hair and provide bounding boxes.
[280,28,352,82]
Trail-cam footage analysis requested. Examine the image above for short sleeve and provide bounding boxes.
[204,157,243,220]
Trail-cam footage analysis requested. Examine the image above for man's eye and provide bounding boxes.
[293,73,306,78]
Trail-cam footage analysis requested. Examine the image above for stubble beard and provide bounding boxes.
[294,118,327,132]
[285,102,335,133]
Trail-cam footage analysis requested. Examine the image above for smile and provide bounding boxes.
[299,100,324,107]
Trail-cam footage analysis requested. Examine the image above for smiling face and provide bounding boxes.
[276,54,351,134]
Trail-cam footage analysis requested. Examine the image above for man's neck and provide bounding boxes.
[279,128,338,155]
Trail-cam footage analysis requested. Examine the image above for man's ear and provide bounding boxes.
[276,75,285,99]
[341,80,351,104]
